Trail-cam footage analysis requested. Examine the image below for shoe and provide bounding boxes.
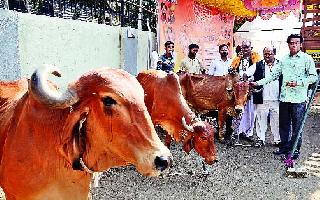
[273,150,287,155]
[239,133,254,142]
[292,150,300,160]
[254,140,264,147]
[273,141,281,147]
[238,132,246,139]
[246,136,254,142]
[292,154,300,160]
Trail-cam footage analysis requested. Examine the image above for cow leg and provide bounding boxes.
[164,134,172,148]
[218,111,227,142]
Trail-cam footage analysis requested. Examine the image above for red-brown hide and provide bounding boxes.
[137,70,217,164]
[179,72,250,141]
[0,68,172,200]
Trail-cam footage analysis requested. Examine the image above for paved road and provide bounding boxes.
[93,110,320,200]
[0,111,319,200]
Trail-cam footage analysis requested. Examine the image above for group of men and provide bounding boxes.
[156,34,318,160]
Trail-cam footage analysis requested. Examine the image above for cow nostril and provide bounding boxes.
[205,158,218,165]
[154,156,172,171]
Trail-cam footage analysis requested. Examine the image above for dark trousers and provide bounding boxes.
[225,115,233,139]
[279,102,306,154]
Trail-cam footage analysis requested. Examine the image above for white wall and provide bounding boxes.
[18,13,122,87]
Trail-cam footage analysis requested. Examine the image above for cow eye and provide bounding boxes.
[200,136,207,141]
[102,97,117,106]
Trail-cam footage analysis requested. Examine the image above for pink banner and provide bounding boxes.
[159,0,234,71]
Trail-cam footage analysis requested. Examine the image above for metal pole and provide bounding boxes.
[291,75,320,156]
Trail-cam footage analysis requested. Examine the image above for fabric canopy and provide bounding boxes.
[234,12,302,58]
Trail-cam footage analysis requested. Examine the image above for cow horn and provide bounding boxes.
[182,117,194,132]
[29,64,79,109]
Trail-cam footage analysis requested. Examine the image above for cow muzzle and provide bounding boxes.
[154,155,173,171]
[235,106,244,114]
[205,158,218,165]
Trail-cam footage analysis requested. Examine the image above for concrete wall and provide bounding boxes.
[0,10,20,81]
[137,30,151,73]
[122,27,138,75]
[18,13,122,85]
[0,9,156,86]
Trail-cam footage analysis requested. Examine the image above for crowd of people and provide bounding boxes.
[156,34,318,161]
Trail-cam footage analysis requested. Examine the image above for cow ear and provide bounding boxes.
[182,134,193,154]
[58,109,89,167]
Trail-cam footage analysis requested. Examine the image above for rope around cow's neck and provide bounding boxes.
[79,157,94,174]
[77,112,95,174]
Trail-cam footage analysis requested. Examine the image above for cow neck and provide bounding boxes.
[184,75,195,104]
[180,130,194,143]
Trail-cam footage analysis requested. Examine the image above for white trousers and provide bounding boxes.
[255,100,280,143]
[238,98,256,137]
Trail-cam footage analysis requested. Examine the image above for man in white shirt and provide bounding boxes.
[233,41,260,142]
[208,44,232,76]
[180,43,205,74]
[252,46,281,147]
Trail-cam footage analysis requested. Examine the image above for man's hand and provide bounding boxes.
[249,81,258,87]
[286,81,297,87]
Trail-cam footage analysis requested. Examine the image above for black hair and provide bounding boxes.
[286,34,303,43]
[189,43,199,50]
[219,44,229,51]
[164,41,174,47]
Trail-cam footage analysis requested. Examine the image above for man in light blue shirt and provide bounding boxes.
[251,34,318,159]
[157,41,175,73]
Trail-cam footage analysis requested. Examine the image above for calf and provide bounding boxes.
[179,72,250,142]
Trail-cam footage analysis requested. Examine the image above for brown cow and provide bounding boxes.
[137,70,216,165]
[0,65,172,200]
[178,72,250,142]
